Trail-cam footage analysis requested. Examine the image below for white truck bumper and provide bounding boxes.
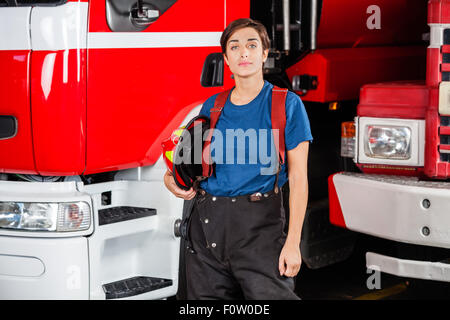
[0,236,90,299]
[330,172,450,282]
[366,252,450,283]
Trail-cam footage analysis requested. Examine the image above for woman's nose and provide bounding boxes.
[240,48,249,58]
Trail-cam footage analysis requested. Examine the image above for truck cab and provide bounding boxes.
[0,0,243,299]
[329,0,450,283]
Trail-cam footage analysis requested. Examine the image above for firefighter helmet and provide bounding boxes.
[161,115,211,190]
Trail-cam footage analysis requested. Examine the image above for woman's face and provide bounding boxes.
[224,27,269,79]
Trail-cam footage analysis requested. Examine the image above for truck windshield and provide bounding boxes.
[0,0,67,6]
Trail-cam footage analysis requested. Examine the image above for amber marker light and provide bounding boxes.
[329,101,339,111]
[341,121,356,158]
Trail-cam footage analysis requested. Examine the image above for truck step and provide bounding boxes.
[98,206,156,226]
[103,276,172,299]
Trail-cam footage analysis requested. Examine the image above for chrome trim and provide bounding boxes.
[282,0,290,52]
[311,0,318,51]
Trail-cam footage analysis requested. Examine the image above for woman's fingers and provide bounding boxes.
[173,186,196,200]
[279,255,286,276]
[285,262,300,277]
[279,248,302,277]
[175,188,196,200]
[164,171,197,200]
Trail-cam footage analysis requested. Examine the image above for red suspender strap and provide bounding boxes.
[271,86,288,165]
[202,90,230,177]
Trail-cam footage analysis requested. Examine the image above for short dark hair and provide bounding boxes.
[220,18,271,55]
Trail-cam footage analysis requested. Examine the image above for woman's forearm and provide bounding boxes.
[285,141,310,247]
[286,173,308,247]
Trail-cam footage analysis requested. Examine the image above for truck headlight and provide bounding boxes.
[364,125,411,160]
[0,201,91,232]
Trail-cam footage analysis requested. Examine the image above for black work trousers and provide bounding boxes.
[185,188,300,300]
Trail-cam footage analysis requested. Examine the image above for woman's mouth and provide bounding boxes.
[239,62,252,66]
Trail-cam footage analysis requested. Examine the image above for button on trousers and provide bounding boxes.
[185,189,300,300]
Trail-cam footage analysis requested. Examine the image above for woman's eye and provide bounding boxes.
[249,43,257,48]
[231,46,238,50]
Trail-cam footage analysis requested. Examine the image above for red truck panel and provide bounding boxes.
[288,0,427,103]
[328,173,346,228]
[358,81,429,120]
[286,46,426,103]
[428,0,450,24]
[30,49,87,176]
[0,51,36,174]
[317,0,427,49]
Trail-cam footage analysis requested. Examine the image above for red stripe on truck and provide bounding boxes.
[328,173,347,228]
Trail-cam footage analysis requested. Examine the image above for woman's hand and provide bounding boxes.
[278,240,302,278]
[278,141,309,278]
[163,170,197,200]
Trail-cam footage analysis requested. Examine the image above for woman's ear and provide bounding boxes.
[263,49,269,63]
[223,53,229,66]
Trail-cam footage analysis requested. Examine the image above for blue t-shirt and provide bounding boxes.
[199,81,312,196]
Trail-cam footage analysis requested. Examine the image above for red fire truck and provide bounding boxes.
[0,0,436,299]
[329,0,450,284]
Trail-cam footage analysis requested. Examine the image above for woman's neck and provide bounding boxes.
[231,74,265,105]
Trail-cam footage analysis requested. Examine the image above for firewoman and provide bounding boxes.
[164,18,312,300]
